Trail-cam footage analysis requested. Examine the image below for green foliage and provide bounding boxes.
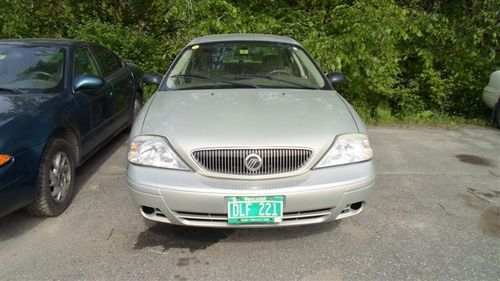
[1,0,498,123]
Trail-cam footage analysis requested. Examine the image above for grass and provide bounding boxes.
[360,105,493,128]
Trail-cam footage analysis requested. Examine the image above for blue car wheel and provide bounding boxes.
[26,138,76,216]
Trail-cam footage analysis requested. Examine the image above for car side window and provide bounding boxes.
[91,46,122,78]
[74,47,101,79]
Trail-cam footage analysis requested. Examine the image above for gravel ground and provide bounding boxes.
[0,126,499,281]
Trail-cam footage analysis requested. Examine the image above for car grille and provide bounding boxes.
[191,148,313,176]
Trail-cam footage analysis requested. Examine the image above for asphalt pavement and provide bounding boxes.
[0,127,499,281]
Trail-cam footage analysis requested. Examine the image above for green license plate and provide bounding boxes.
[227,196,284,224]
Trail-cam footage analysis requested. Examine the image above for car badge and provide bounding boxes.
[244,153,263,172]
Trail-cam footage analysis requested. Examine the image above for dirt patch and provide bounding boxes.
[459,192,500,238]
[177,257,203,267]
[480,206,500,238]
[173,275,187,281]
[459,192,486,210]
[455,154,495,167]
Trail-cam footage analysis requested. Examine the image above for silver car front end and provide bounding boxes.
[127,158,375,227]
[127,36,376,227]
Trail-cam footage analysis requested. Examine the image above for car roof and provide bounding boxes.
[188,34,301,46]
[0,38,94,47]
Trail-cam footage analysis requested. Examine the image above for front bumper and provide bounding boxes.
[127,161,375,228]
[0,144,43,217]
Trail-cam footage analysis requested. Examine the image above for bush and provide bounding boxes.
[1,0,497,123]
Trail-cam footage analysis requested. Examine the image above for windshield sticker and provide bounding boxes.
[191,45,199,50]
[0,55,6,60]
[239,49,249,55]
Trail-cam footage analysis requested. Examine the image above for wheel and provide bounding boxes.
[26,138,76,216]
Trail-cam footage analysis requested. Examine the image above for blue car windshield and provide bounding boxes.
[0,45,66,93]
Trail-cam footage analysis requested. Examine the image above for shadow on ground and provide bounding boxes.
[73,132,128,195]
[135,220,340,253]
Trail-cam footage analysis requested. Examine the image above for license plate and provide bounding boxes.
[227,196,283,224]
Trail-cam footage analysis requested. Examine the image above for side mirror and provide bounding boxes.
[144,73,163,86]
[74,75,104,92]
[326,72,347,85]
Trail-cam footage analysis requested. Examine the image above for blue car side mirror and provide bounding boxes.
[74,75,105,92]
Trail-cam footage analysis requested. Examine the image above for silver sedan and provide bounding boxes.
[127,34,375,227]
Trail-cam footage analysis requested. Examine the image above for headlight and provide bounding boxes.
[315,134,373,168]
[127,135,190,170]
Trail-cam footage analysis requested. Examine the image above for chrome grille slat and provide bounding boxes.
[282,209,331,220]
[175,211,227,221]
[173,208,332,224]
[278,149,282,173]
[224,150,228,174]
[273,149,276,173]
[192,148,313,176]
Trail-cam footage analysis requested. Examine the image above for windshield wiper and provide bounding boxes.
[229,74,320,90]
[0,87,25,95]
[170,74,259,89]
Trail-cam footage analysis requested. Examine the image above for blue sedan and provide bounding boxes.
[0,39,143,217]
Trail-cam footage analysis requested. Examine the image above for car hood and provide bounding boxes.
[0,94,57,127]
[140,89,359,167]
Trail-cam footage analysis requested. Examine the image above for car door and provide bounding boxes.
[72,46,116,156]
[91,46,134,128]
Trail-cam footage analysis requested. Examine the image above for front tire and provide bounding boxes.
[26,138,76,216]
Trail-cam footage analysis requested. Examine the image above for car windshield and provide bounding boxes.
[0,45,66,93]
[162,41,327,90]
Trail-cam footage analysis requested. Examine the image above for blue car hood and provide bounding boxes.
[0,94,57,127]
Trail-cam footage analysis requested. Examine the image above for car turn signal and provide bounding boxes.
[0,154,13,166]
